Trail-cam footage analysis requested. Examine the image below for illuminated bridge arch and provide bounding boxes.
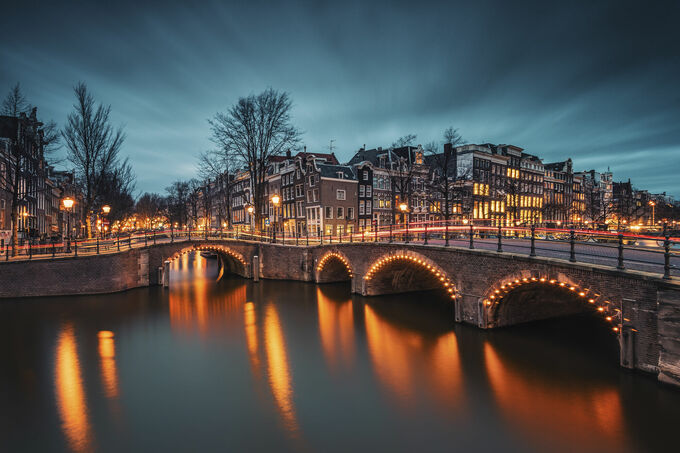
[363,250,457,300]
[481,272,621,332]
[168,244,249,280]
[316,251,354,283]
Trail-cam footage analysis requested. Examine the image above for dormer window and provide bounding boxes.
[337,171,344,179]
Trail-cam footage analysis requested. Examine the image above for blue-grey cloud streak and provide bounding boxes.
[2,0,679,196]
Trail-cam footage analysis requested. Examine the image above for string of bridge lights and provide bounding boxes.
[484,276,627,333]
[171,246,247,267]
[316,252,353,278]
[364,253,457,300]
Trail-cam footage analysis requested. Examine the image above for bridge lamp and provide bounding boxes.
[271,194,280,206]
[102,205,111,214]
[399,202,408,212]
[62,197,74,209]
[247,205,254,214]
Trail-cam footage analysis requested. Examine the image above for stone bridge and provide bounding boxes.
[1,239,679,388]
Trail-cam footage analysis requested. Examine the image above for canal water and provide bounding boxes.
[1,252,679,453]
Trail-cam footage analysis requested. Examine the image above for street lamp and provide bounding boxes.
[271,194,280,243]
[648,200,656,226]
[246,205,254,233]
[62,197,74,252]
[101,205,111,238]
[399,202,409,242]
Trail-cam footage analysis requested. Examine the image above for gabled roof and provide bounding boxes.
[318,164,356,180]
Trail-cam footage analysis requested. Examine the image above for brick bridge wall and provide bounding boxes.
[1,240,678,387]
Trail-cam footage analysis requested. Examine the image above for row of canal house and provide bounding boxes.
[196,141,638,235]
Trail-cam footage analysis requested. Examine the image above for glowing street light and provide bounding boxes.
[102,205,111,214]
[270,194,281,243]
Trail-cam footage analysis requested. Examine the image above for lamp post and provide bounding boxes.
[399,202,408,243]
[62,197,74,252]
[101,205,111,239]
[247,205,254,235]
[648,200,656,226]
[271,194,280,243]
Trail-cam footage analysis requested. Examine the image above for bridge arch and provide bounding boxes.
[362,250,457,300]
[315,251,354,283]
[481,272,621,332]
[167,244,250,280]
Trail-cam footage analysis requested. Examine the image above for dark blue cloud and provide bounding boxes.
[2,0,679,196]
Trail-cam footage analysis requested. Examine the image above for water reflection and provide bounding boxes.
[264,303,301,439]
[54,323,93,453]
[363,303,465,413]
[168,253,246,336]
[484,341,627,453]
[97,331,119,399]
[316,287,355,373]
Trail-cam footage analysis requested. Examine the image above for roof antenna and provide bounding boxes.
[329,139,336,152]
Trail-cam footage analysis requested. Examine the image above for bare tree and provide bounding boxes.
[135,193,166,229]
[208,88,301,230]
[166,180,191,228]
[1,83,30,116]
[1,84,59,254]
[387,134,419,223]
[62,82,127,237]
[424,127,465,224]
[197,149,236,229]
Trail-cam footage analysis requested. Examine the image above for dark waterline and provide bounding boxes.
[1,252,679,453]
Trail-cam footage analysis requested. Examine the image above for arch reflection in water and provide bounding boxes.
[98,331,119,399]
[168,253,247,337]
[264,303,301,439]
[316,286,355,373]
[54,323,93,453]
[484,341,627,452]
[363,303,465,413]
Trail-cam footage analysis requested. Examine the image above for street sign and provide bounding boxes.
[265,219,270,226]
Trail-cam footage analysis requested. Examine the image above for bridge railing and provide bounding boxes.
[2,221,678,278]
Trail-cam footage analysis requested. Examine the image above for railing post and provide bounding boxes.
[405,221,410,244]
[306,230,309,246]
[153,230,156,245]
[296,231,299,246]
[497,224,503,253]
[171,227,174,243]
[52,243,56,258]
[117,234,120,251]
[282,228,286,245]
[74,240,78,257]
[97,237,100,254]
[664,234,671,279]
[469,223,474,249]
[530,224,536,257]
[350,230,353,243]
[389,223,393,243]
[29,241,32,260]
[362,230,365,243]
[569,229,576,262]
[445,221,449,247]
[617,233,625,270]
[5,244,8,261]
[424,223,428,245]
[144,232,148,247]
[375,224,378,242]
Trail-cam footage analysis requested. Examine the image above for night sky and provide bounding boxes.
[2,0,679,196]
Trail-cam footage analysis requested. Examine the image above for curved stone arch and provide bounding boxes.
[480,270,621,332]
[167,244,250,279]
[362,249,457,300]
[315,250,354,283]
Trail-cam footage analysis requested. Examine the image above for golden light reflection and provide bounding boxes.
[484,342,626,452]
[316,288,354,372]
[244,302,261,377]
[363,305,464,412]
[264,304,301,438]
[98,331,119,399]
[55,324,93,453]
[168,271,247,337]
